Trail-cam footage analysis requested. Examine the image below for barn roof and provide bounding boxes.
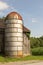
[23,25,30,33]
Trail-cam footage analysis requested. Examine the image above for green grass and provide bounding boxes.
[0,55,43,62]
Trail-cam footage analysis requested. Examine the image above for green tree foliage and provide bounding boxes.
[30,36,43,48]
[26,32,30,39]
[30,36,43,55]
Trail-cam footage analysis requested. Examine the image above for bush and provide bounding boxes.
[31,47,43,55]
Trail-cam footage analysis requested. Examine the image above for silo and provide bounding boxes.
[5,12,23,57]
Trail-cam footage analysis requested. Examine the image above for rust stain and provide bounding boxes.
[18,51,23,56]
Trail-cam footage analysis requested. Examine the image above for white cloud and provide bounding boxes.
[0,1,9,10]
[0,1,18,17]
[32,18,38,23]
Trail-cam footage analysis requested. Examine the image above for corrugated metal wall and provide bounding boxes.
[5,19,23,57]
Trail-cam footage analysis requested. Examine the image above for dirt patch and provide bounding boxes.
[0,60,42,65]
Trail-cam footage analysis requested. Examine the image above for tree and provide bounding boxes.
[30,36,43,48]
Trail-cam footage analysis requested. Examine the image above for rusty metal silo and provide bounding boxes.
[5,12,23,57]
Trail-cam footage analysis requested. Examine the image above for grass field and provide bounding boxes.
[0,55,43,62]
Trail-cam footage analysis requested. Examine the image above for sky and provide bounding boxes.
[0,0,43,37]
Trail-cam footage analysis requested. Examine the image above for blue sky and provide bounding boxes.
[0,0,43,37]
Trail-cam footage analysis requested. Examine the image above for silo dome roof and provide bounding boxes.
[5,12,23,20]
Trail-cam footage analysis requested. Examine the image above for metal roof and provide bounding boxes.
[5,12,23,20]
[23,25,30,33]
